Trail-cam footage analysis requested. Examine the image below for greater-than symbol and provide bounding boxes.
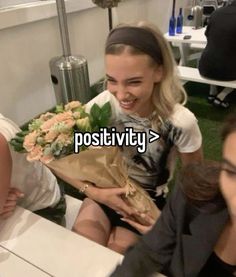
[149,130,160,143]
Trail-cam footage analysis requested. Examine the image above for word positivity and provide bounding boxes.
[74,127,160,154]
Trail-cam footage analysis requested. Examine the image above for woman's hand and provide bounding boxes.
[85,185,137,218]
[121,213,156,234]
[0,187,24,219]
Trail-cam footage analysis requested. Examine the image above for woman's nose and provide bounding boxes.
[114,85,128,100]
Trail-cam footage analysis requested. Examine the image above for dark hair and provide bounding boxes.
[221,114,236,142]
[105,26,163,65]
[178,161,223,210]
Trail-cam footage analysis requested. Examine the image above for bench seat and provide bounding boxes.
[177,66,236,89]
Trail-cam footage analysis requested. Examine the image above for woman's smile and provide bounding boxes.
[119,99,137,110]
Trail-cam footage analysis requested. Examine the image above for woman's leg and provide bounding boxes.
[207,85,218,102]
[107,226,140,254]
[72,198,111,246]
[213,87,234,108]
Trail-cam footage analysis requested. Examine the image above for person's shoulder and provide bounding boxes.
[211,4,236,18]
[0,113,20,141]
[169,104,198,129]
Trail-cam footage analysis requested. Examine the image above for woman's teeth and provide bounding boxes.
[120,99,136,109]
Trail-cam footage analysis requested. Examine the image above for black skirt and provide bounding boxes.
[98,192,166,235]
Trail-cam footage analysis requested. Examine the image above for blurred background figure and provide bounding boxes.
[198,0,236,108]
[110,113,236,277]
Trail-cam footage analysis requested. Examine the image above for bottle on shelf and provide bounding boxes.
[168,0,176,36]
[176,7,183,34]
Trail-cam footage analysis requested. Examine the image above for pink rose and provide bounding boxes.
[64,101,81,111]
[56,133,72,146]
[23,131,38,151]
[54,111,75,129]
[39,112,55,121]
[26,145,43,161]
[41,117,58,132]
[40,154,55,164]
[44,130,58,143]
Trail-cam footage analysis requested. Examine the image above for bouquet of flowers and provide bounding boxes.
[10,100,111,163]
[10,100,160,224]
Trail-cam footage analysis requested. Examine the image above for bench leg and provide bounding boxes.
[179,44,191,66]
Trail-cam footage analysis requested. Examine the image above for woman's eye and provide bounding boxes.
[223,168,236,177]
[107,79,116,84]
[127,81,141,85]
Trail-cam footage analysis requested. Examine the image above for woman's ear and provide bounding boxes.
[154,65,163,83]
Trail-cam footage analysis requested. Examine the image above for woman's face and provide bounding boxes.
[220,132,236,217]
[105,52,163,117]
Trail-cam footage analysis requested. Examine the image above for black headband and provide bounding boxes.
[106,26,163,65]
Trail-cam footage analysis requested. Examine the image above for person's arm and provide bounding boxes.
[49,170,137,218]
[110,186,181,277]
[0,187,24,219]
[179,147,203,166]
[120,213,156,234]
[85,185,137,217]
[0,134,12,213]
[174,107,203,165]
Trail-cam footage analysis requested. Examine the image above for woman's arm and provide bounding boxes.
[85,185,137,217]
[179,147,203,166]
[49,170,136,217]
[0,187,24,219]
[0,134,12,213]
[110,186,181,277]
[120,213,156,234]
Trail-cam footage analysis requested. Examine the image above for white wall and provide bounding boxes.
[0,0,187,125]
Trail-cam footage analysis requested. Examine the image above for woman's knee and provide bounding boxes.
[107,227,140,254]
[72,198,111,246]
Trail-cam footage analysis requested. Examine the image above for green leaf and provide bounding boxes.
[15,130,29,137]
[99,102,111,127]
[89,102,112,129]
[9,140,25,152]
[90,103,101,119]
[90,103,102,130]
[14,136,24,143]
[101,102,111,117]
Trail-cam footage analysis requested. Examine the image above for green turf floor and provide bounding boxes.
[184,82,236,161]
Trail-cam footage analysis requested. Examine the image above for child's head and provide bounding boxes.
[105,21,186,120]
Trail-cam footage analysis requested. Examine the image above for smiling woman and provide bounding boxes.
[70,21,203,255]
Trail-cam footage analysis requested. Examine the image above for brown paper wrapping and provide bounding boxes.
[47,146,160,224]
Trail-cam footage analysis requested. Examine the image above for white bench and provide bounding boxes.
[65,194,83,230]
[177,66,236,89]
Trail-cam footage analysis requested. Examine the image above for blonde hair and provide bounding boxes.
[105,21,187,126]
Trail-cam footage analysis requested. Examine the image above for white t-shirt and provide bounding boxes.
[86,90,202,197]
[0,114,61,211]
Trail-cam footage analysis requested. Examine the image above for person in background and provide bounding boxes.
[0,113,66,225]
[71,21,203,254]
[110,113,236,277]
[198,0,236,108]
